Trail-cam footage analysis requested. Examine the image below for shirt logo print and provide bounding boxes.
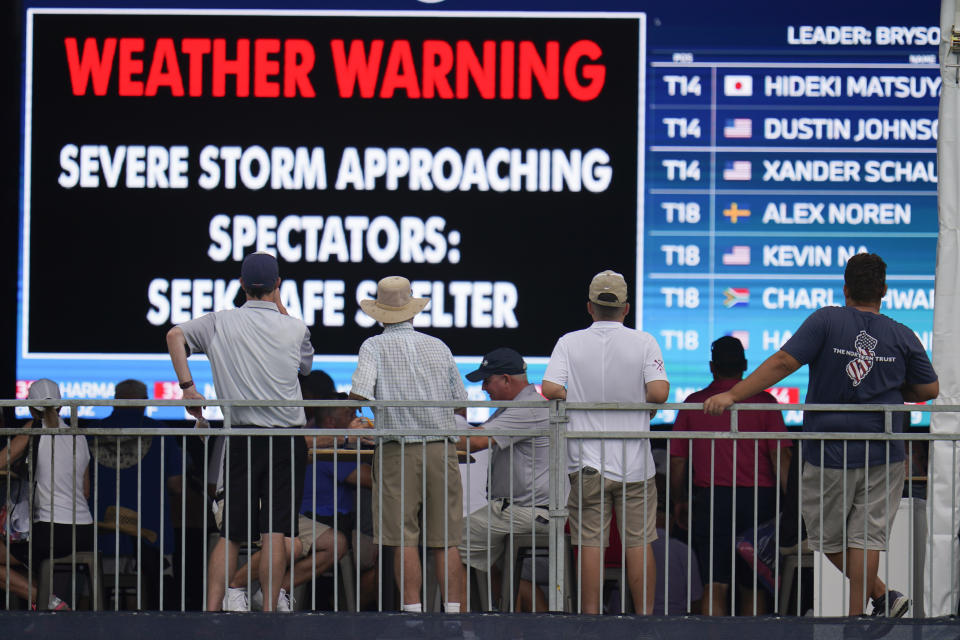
[845,330,878,387]
[654,359,664,373]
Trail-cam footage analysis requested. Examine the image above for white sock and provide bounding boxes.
[445,602,461,613]
[402,603,423,612]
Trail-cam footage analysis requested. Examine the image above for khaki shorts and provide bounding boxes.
[297,514,334,558]
[801,462,904,554]
[567,469,657,548]
[372,441,463,548]
[297,514,378,570]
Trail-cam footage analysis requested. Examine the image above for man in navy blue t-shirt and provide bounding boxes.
[705,254,938,617]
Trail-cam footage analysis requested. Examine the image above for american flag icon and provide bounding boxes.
[723,161,752,181]
[723,118,753,139]
[722,245,751,266]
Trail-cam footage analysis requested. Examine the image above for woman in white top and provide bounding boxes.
[0,379,92,609]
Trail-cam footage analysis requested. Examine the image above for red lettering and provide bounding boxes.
[499,41,514,99]
[518,41,559,100]
[64,37,116,96]
[455,40,496,99]
[330,39,383,98]
[421,40,454,99]
[563,40,605,101]
[117,38,145,96]
[253,38,281,97]
[212,38,250,98]
[284,39,316,97]
[379,40,420,99]
[181,38,210,97]
[144,38,184,96]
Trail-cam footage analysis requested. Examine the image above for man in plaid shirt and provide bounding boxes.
[351,276,468,613]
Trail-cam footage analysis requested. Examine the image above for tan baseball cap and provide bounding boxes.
[588,270,628,307]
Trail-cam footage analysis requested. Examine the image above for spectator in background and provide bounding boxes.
[88,379,185,610]
[300,370,337,435]
[350,276,468,613]
[705,253,939,617]
[671,337,791,615]
[456,348,554,610]
[651,448,703,615]
[166,252,314,612]
[0,379,93,610]
[542,270,669,615]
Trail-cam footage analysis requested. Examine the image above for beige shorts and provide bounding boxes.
[567,469,657,548]
[372,441,463,548]
[296,514,334,558]
[296,514,378,571]
[801,462,905,554]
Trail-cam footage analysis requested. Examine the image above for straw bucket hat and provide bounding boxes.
[360,276,429,324]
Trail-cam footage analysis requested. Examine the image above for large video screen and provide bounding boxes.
[15,3,940,423]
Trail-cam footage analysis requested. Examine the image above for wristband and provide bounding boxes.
[179,380,195,390]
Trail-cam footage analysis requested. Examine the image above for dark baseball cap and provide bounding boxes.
[711,336,747,369]
[241,252,279,288]
[466,347,527,382]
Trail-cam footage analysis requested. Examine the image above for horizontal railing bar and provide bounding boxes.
[564,431,957,441]
[0,427,550,438]
[566,402,947,412]
[0,427,951,441]
[0,398,547,408]
[3,398,953,412]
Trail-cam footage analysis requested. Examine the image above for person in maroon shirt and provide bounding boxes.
[670,336,792,615]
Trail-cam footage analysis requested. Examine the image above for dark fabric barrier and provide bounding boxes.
[3,612,960,640]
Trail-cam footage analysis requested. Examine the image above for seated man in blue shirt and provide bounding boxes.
[88,379,185,610]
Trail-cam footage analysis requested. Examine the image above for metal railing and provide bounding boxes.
[0,397,955,616]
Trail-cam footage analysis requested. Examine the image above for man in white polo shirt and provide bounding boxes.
[542,270,669,615]
[166,252,314,612]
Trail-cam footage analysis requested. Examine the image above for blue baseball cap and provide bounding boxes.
[466,348,527,382]
[241,252,279,288]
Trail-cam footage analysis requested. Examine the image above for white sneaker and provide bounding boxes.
[276,588,293,612]
[223,587,250,612]
[251,588,264,611]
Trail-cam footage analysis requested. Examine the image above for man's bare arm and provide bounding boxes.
[704,350,802,415]
[541,381,566,400]
[0,433,31,470]
[770,446,793,494]
[350,464,373,489]
[669,456,687,498]
[646,380,670,404]
[166,326,205,419]
[303,433,337,449]
[457,428,493,453]
[902,380,939,403]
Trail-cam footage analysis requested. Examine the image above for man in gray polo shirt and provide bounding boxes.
[166,252,314,612]
[456,347,552,610]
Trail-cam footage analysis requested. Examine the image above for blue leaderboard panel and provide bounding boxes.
[645,32,938,425]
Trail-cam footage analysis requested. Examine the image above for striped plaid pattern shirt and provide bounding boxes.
[351,322,467,443]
